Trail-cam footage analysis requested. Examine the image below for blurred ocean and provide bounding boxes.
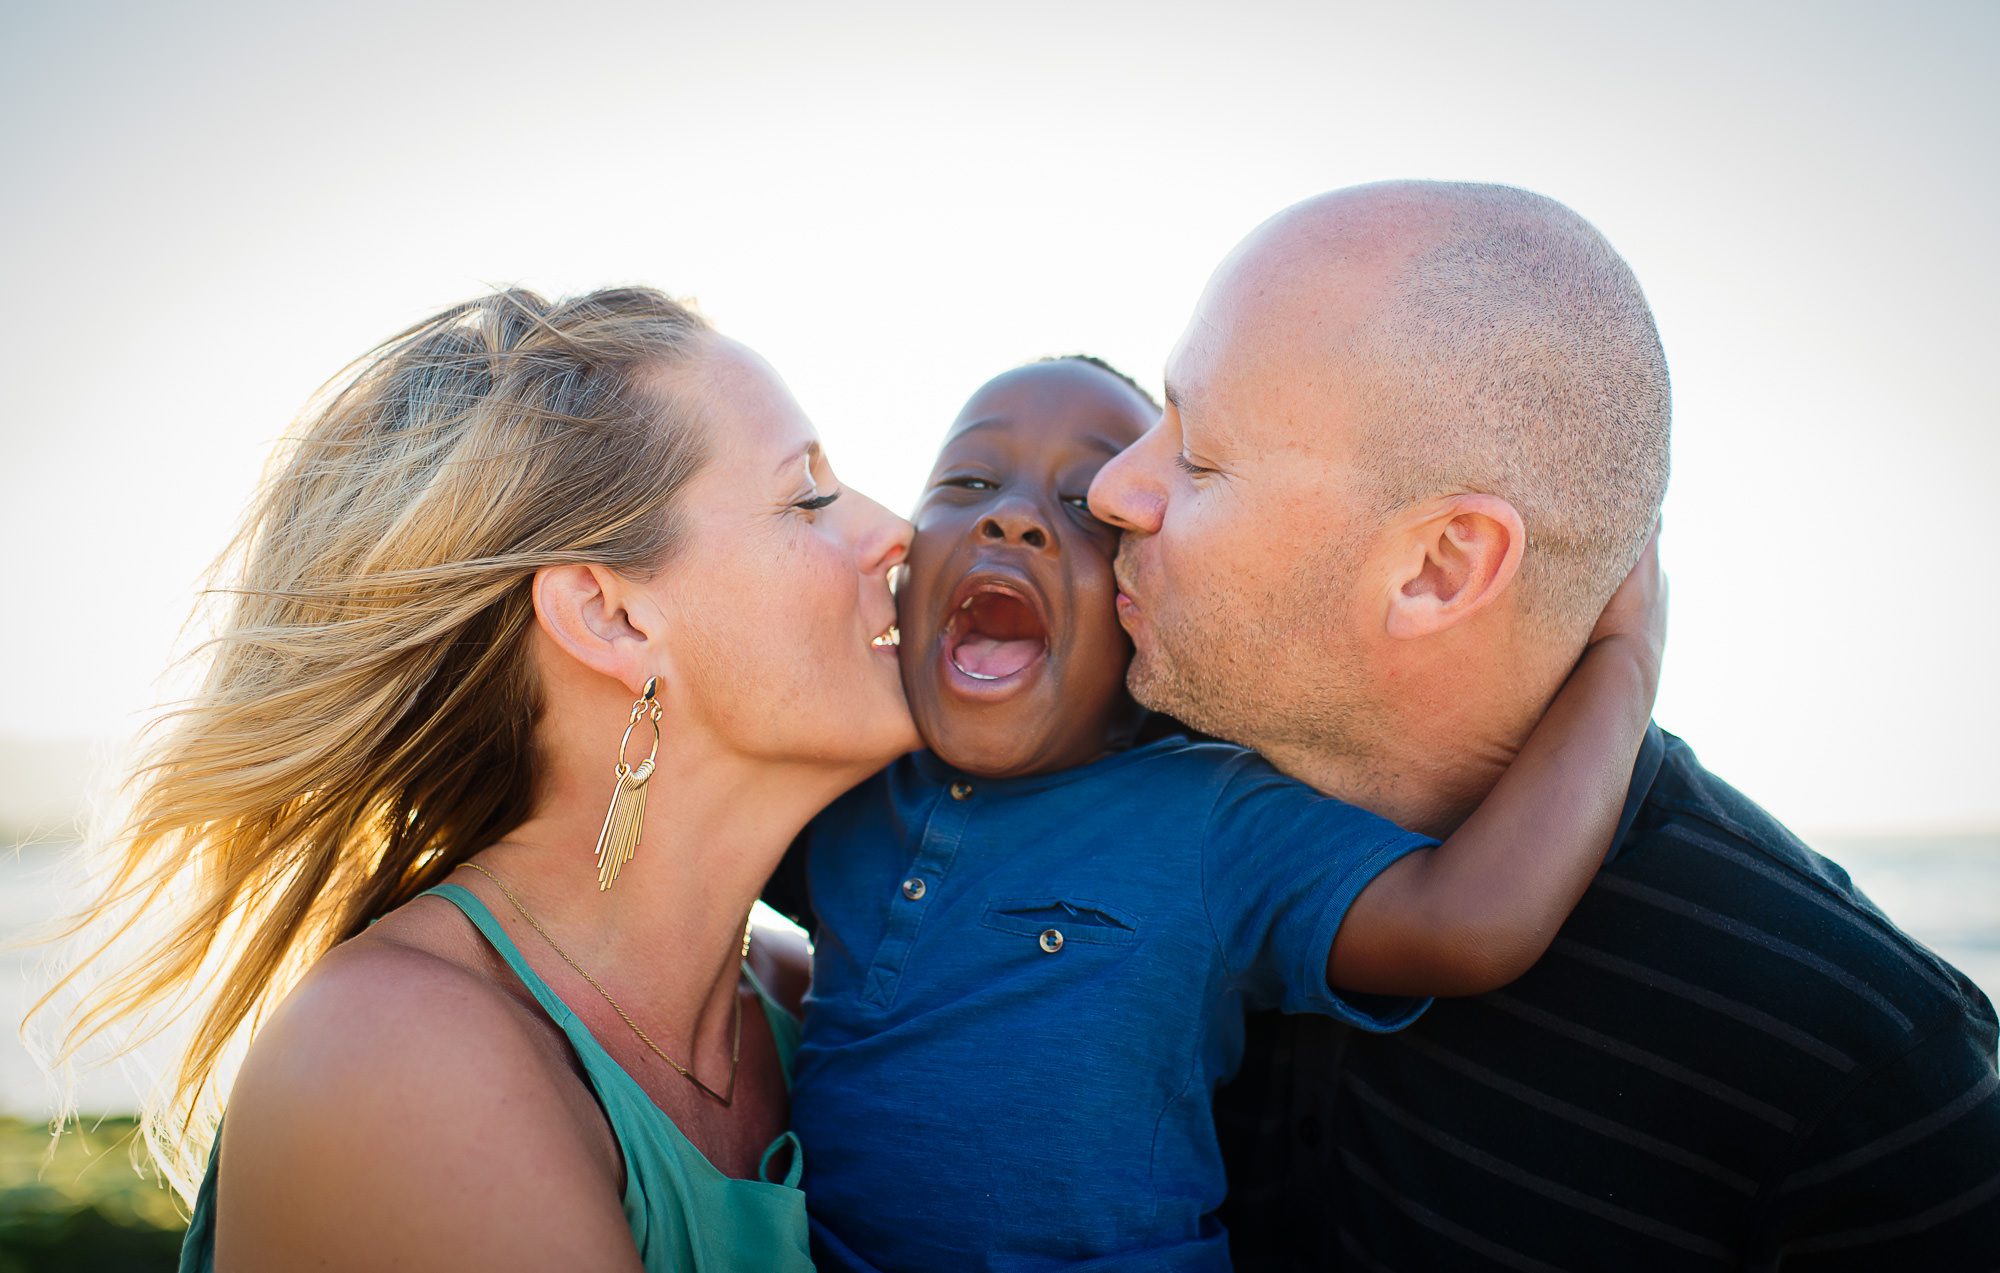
[3,833,1997,1117]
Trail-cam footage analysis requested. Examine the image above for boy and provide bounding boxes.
[776,356,1662,1271]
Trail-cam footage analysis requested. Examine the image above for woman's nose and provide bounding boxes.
[977,495,1051,551]
[852,491,913,574]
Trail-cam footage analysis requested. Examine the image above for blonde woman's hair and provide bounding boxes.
[29,285,712,1200]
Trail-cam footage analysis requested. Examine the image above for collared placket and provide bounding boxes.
[859,777,975,1008]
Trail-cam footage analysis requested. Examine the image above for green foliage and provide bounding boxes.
[0,1116,183,1273]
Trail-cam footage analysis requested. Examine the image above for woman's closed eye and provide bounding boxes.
[795,489,842,512]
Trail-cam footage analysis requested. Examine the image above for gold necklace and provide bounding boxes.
[460,861,750,1107]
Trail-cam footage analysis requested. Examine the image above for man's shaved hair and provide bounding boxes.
[1342,182,1670,638]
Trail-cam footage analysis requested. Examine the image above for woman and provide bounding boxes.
[39,287,914,1270]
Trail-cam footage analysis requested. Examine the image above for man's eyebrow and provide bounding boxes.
[773,440,821,477]
[1164,381,1225,450]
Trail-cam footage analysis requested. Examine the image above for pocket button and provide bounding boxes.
[1038,928,1065,954]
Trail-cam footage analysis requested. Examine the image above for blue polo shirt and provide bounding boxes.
[789,735,1437,1272]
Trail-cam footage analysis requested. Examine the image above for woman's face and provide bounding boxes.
[642,334,915,770]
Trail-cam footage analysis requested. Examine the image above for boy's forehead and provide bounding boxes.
[944,362,1153,449]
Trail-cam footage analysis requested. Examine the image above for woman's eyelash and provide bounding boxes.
[1173,453,1215,477]
[796,491,841,511]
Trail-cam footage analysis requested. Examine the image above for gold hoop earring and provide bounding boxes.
[594,676,662,891]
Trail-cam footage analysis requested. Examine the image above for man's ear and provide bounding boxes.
[531,562,669,692]
[1383,493,1526,640]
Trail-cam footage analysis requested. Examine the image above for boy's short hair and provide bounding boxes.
[1036,354,1161,412]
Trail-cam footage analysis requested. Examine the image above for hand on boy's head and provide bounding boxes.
[895,359,1158,779]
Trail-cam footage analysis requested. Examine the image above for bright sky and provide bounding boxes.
[2,0,1995,836]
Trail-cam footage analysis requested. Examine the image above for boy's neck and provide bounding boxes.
[930,699,1147,781]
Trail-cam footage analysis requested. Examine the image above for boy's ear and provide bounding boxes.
[531,563,671,692]
[1382,493,1526,640]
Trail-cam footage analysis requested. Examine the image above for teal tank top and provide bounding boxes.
[179,882,814,1271]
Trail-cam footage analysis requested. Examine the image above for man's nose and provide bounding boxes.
[977,495,1052,551]
[1087,438,1165,535]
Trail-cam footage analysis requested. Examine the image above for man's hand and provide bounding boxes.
[1587,522,1667,672]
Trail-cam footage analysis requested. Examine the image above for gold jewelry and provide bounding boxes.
[595,677,663,891]
[461,860,749,1106]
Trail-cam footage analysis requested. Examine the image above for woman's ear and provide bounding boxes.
[1383,493,1526,640]
[530,563,666,693]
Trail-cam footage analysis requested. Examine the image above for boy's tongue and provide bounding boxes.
[950,592,1047,680]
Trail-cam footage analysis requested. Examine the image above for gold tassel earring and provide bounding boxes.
[595,676,662,891]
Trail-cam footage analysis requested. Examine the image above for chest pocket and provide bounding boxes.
[980,897,1141,949]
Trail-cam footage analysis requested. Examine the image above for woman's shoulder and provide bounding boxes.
[230,916,610,1158]
[209,914,637,1267]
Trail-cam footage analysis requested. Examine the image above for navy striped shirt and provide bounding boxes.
[1215,725,2000,1270]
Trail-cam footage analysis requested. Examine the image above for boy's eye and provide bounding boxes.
[1064,495,1111,528]
[941,477,997,492]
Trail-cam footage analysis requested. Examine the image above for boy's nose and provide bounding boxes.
[978,496,1051,551]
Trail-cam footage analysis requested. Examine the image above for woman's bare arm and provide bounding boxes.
[212,942,643,1273]
[1328,533,1666,997]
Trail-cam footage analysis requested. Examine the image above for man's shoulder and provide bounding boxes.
[1605,731,1992,1052]
[1218,731,2000,1270]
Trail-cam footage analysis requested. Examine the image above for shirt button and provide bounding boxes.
[1039,928,1064,954]
[950,781,973,801]
[901,877,927,901]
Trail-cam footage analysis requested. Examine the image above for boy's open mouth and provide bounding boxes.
[943,579,1050,687]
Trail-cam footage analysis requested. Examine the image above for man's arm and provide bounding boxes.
[1328,534,1665,997]
[1755,1004,2000,1268]
[760,829,815,936]
[748,908,813,1018]
[753,830,816,1015]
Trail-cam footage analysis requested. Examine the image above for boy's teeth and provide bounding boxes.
[960,598,973,610]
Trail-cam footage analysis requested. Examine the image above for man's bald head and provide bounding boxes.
[1231,181,1671,638]
[1089,179,1670,812]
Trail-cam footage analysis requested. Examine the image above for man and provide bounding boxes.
[1087,181,2000,1269]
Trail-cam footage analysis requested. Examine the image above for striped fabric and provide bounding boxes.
[1216,726,2000,1270]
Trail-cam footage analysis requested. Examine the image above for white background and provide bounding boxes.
[2,0,1996,836]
